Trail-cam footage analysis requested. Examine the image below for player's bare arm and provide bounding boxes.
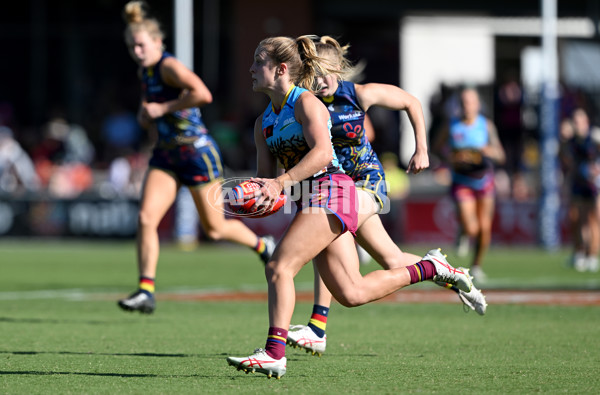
[482,119,506,165]
[355,83,428,173]
[143,57,213,119]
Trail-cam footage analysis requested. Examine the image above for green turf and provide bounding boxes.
[1,240,599,393]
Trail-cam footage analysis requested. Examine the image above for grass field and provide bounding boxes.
[1,240,599,393]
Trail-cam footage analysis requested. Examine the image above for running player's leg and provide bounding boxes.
[473,195,494,269]
[228,208,346,371]
[287,261,332,355]
[588,199,600,271]
[192,179,276,263]
[193,180,259,246]
[355,214,421,269]
[265,207,342,329]
[455,192,479,248]
[288,188,377,349]
[315,235,410,308]
[118,168,178,313]
[289,189,449,352]
[356,190,483,314]
[137,168,179,277]
[471,182,495,281]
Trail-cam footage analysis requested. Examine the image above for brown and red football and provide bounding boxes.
[229,180,287,218]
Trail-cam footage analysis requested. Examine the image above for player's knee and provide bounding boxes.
[337,297,363,308]
[138,210,159,229]
[264,260,276,280]
[335,289,366,308]
[381,255,404,270]
[480,221,493,234]
[464,224,479,238]
[264,259,287,282]
[203,226,224,241]
[202,217,235,241]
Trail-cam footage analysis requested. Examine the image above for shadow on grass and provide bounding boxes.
[0,370,214,378]
[0,350,217,358]
[0,316,154,325]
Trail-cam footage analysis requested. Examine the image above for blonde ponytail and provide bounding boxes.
[123,1,164,41]
[123,1,146,24]
[315,35,365,82]
[256,35,347,93]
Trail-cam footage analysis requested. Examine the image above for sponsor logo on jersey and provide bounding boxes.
[337,112,362,121]
[279,117,295,131]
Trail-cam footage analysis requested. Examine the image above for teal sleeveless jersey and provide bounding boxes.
[261,85,342,179]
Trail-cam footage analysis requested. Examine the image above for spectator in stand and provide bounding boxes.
[105,148,150,198]
[101,103,143,161]
[31,116,95,198]
[494,72,523,178]
[0,126,41,195]
[101,104,149,198]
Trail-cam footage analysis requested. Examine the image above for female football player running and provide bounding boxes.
[286,36,488,358]
[225,35,472,379]
[432,87,506,283]
[117,1,275,314]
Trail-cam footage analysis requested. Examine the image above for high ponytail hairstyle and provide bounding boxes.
[294,35,335,92]
[256,35,343,93]
[314,36,365,82]
[122,1,164,41]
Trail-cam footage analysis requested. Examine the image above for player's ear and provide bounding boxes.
[276,63,287,76]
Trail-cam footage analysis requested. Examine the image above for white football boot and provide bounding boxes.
[287,325,327,356]
[437,267,487,315]
[455,268,487,315]
[423,248,472,292]
[458,286,487,315]
[226,348,286,379]
[588,256,600,272]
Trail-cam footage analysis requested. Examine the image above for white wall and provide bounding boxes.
[398,15,594,166]
[399,16,495,166]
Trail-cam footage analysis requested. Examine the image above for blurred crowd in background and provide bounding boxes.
[0,78,597,202]
[2,1,600,252]
[0,100,148,199]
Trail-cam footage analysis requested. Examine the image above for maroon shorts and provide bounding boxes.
[296,173,358,236]
[451,178,495,202]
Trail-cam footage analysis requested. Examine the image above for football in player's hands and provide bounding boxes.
[229,180,286,218]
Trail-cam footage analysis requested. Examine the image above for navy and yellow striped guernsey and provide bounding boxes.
[142,51,209,145]
[320,80,388,210]
[142,51,223,186]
